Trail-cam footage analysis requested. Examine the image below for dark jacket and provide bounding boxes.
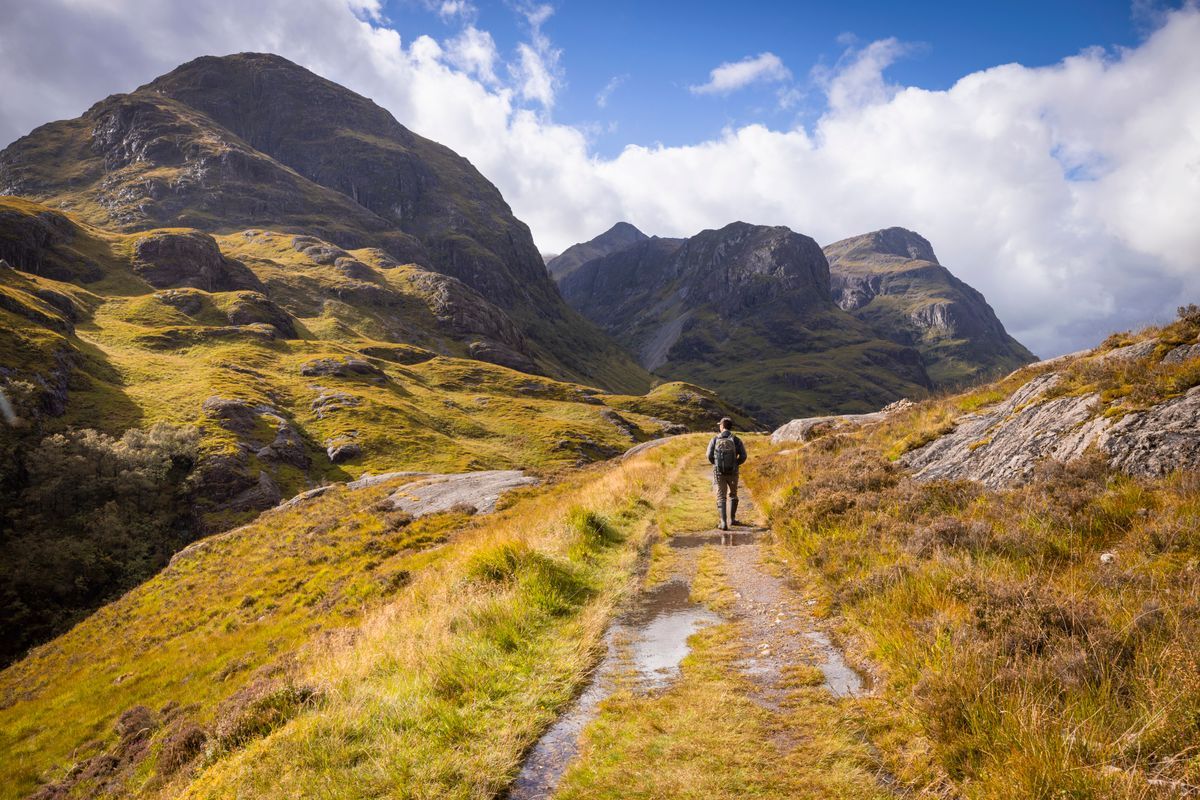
[706,430,747,472]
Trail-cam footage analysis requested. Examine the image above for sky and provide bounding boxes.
[0,0,1198,357]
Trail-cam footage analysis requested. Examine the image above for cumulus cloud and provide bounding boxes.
[690,52,792,95]
[446,25,499,84]
[0,0,1197,357]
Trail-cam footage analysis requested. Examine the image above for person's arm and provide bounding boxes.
[706,436,716,464]
[736,436,748,464]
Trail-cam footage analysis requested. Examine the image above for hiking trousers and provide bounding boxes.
[713,471,739,504]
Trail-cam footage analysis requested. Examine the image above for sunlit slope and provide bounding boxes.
[0,436,706,800]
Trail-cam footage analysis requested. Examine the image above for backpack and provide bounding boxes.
[714,435,738,475]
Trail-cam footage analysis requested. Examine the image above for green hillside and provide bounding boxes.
[0,194,745,666]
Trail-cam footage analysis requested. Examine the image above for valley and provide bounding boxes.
[0,46,1197,800]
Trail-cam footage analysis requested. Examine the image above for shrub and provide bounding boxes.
[0,422,200,665]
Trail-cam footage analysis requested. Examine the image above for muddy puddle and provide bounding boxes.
[804,630,863,697]
[507,577,719,799]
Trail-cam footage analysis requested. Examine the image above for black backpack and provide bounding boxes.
[714,435,738,475]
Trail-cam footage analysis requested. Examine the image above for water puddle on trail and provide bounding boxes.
[507,578,719,800]
[804,630,863,697]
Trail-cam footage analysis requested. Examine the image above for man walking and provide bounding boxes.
[706,417,747,531]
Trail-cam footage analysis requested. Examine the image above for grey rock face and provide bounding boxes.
[1103,387,1200,477]
[1162,342,1200,365]
[902,365,1200,487]
[771,399,914,444]
[1094,340,1158,364]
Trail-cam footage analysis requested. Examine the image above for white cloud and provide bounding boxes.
[446,25,499,84]
[509,1,561,107]
[690,52,791,95]
[0,1,1197,357]
[596,74,626,108]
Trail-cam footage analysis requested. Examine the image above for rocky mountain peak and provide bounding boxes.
[825,226,939,266]
[0,52,652,393]
[823,226,1034,386]
[546,220,649,280]
[679,222,830,305]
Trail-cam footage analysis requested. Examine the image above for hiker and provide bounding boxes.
[706,417,747,531]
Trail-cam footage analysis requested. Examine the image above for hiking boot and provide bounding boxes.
[730,498,740,527]
[717,502,728,531]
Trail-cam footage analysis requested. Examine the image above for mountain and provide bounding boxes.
[0,52,647,393]
[546,221,648,281]
[558,221,932,424]
[825,227,1036,385]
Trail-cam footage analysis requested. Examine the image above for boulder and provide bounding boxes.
[255,418,310,469]
[133,231,263,293]
[299,357,385,380]
[772,398,913,444]
[221,292,296,338]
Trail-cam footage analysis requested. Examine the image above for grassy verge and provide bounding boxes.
[743,415,1200,797]
[0,437,705,799]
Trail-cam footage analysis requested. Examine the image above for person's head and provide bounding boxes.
[719,417,733,432]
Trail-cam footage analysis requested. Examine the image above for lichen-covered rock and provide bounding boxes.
[902,370,1200,487]
[1102,387,1200,477]
[1094,339,1159,364]
[1162,342,1200,365]
[386,470,538,517]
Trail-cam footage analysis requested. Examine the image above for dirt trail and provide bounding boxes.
[508,529,718,799]
[507,468,867,799]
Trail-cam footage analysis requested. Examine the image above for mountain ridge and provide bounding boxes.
[558,221,933,424]
[0,52,648,393]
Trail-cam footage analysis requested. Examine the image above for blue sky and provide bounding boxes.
[376,0,1174,156]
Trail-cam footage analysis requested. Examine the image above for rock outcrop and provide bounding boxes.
[386,470,539,517]
[133,231,263,293]
[771,399,914,444]
[902,340,1200,487]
